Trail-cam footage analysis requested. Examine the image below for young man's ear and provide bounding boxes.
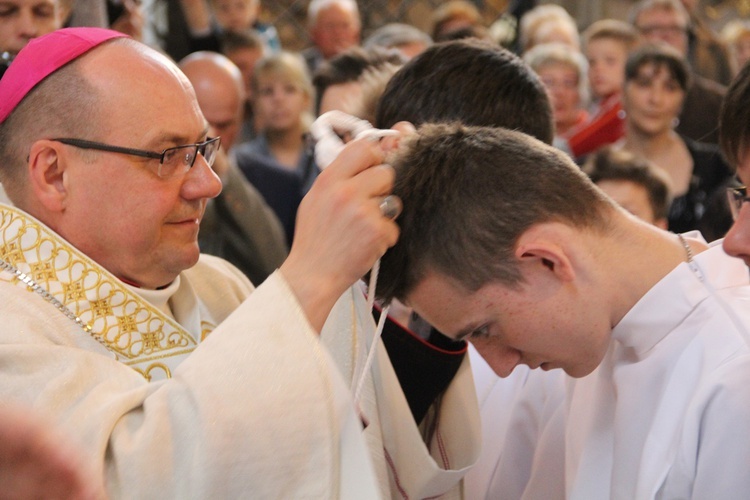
[514,222,576,282]
[27,140,69,212]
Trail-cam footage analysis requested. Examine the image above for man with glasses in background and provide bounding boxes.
[0,27,403,497]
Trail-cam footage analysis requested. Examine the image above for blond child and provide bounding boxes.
[559,19,637,159]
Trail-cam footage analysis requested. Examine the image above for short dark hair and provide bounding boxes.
[220,30,265,54]
[624,43,691,92]
[720,60,750,168]
[312,46,405,114]
[375,39,554,144]
[376,123,615,302]
[584,147,672,220]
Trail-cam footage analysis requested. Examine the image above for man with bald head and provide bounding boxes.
[180,51,246,150]
[0,27,402,496]
[302,0,362,74]
[179,51,287,284]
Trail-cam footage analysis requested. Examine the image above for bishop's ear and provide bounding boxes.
[27,140,69,212]
[513,223,576,283]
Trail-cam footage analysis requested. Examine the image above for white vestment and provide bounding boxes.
[506,241,750,499]
[322,290,481,499]
[0,204,480,498]
[463,346,565,500]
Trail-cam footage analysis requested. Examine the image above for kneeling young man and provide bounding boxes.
[378,123,750,498]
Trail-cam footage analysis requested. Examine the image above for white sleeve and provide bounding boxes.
[0,271,380,498]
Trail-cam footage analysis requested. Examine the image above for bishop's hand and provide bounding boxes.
[280,134,401,332]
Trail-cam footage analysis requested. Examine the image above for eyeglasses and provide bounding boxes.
[727,186,750,220]
[52,137,221,178]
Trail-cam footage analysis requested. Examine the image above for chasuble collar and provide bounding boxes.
[0,203,198,380]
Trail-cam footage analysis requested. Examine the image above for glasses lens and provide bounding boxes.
[200,137,220,168]
[160,145,197,178]
[728,187,747,220]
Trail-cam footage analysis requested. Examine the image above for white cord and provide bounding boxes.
[354,258,389,407]
[311,111,397,407]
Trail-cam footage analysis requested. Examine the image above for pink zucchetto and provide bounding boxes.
[0,27,129,124]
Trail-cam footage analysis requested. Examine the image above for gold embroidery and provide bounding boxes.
[133,362,172,382]
[141,331,161,352]
[116,314,139,334]
[63,281,86,301]
[0,242,25,266]
[90,298,113,317]
[200,321,215,341]
[29,262,57,283]
[0,205,200,381]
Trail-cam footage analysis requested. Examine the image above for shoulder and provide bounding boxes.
[682,136,732,181]
[183,254,254,299]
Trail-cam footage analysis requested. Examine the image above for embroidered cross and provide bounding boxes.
[141,331,161,352]
[0,242,25,266]
[63,281,86,301]
[91,298,113,317]
[29,262,56,283]
[117,314,138,334]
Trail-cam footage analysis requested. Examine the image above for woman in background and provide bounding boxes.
[614,44,732,240]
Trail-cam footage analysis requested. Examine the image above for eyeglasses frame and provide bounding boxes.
[727,185,750,220]
[52,136,221,178]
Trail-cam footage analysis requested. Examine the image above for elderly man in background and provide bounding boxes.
[302,0,361,74]
[179,51,287,285]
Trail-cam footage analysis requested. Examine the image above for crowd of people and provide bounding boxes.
[2,0,750,498]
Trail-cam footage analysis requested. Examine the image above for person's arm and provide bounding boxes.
[0,404,105,500]
[280,135,399,331]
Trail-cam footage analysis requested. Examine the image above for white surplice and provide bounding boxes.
[517,241,750,499]
[463,346,565,500]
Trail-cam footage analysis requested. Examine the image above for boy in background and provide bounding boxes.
[561,20,637,159]
[584,147,671,229]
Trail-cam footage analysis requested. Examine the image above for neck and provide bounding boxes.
[623,124,678,157]
[266,126,304,148]
[266,127,305,169]
[600,215,699,328]
[556,113,581,136]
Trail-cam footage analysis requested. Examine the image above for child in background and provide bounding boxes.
[721,20,750,76]
[221,30,266,143]
[236,51,319,192]
[209,0,280,52]
[562,19,637,160]
[181,0,280,54]
[584,147,671,229]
